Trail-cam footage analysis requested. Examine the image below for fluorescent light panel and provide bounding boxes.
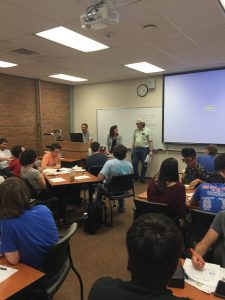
[124,62,165,73]
[49,74,87,82]
[0,60,17,68]
[36,26,109,52]
[219,0,225,9]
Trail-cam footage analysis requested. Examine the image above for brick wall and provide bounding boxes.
[40,81,70,151]
[0,73,70,154]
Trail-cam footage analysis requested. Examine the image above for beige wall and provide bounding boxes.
[72,76,222,177]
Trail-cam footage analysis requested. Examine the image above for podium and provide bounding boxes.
[60,141,89,160]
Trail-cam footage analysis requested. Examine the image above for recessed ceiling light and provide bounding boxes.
[36,26,109,52]
[0,60,17,68]
[124,62,165,73]
[49,74,88,82]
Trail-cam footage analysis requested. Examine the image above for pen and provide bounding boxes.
[0,267,7,270]
[189,248,205,267]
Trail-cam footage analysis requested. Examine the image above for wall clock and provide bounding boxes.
[137,84,148,97]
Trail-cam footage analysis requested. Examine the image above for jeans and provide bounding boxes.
[131,147,149,179]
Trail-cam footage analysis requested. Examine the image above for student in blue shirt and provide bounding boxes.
[0,177,58,268]
[197,144,218,175]
[191,153,225,213]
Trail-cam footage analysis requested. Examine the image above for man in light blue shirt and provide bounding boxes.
[98,144,133,212]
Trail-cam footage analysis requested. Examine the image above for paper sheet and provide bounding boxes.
[43,168,71,175]
[74,175,90,180]
[0,265,18,283]
[48,177,66,183]
[184,258,221,292]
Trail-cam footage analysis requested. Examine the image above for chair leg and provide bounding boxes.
[108,199,113,227]
[69,253,83,300]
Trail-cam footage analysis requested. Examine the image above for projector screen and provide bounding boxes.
[163,68,225,145]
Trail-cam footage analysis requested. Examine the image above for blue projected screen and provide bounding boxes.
[163,68,225,144]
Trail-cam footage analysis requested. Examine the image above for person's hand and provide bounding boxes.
[55,164,61,169]
[38,167,43,174]
[189,179,200,189]
[191,250,205,270]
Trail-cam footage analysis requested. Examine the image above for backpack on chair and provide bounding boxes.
[83,201,107,234]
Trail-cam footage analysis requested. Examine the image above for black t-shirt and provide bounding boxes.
[86,153,108,170]
[88,277,191,300]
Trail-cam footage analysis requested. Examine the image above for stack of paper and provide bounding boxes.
[183,258,222,293]
[0,265,18,283]
[43,168,71,175]
[72,165,85,172]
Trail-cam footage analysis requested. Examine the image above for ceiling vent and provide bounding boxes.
[11,48,41,56]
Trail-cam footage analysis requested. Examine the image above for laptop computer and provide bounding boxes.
[70,133,83,142]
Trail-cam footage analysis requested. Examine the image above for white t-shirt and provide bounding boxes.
[0,149,11,169]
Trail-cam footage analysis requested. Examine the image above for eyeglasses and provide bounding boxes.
[182,158,194,163]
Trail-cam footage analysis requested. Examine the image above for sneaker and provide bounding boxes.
[140,178,145,184]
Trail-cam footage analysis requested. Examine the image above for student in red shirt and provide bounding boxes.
[8,145,25,177]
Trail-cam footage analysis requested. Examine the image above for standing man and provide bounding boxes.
[131,119,153,183]
[0,138,12,177]
[81,123,93,144]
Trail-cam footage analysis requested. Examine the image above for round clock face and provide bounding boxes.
[137,84,148,97]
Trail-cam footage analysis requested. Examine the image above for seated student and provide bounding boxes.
[21,149,46,193]
[147,157,186,226]
[41,143,62,169]
[192,210,225,269]
[86,141,107,171]
[191,153,225,213]
[20,149,56,201]
[88,213,188,300]
[0,177,58,268]
[197,144,218,174]
[97,144,133,212]
[181,148,207,188]
[0,138,12,177]
[8,145,24,177]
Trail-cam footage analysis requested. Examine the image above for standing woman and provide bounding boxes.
[107,125,122,153]
[147,157,186,226]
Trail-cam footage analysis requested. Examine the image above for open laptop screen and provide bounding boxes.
[70,133,83,142]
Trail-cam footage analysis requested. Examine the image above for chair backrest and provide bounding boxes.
[134,198,169,220]
[88,165,103,176]
[108,174,134,195]
[190,209,216,240]
[42,223,77,284]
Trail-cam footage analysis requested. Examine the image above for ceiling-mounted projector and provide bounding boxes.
[80,1,119,30]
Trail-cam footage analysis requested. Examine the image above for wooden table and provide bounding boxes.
[0,258,45,300]
[171,283,218,299]
[171,259,218,299]
[44,171,98,187]
[137,188,195,207]
[44,171,98,202]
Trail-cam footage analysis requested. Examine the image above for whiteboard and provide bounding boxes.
[97,107,164,150]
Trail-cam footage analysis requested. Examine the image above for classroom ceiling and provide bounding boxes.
[0,0,225,85]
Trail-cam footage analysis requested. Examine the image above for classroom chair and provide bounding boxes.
[98,174,135,226]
